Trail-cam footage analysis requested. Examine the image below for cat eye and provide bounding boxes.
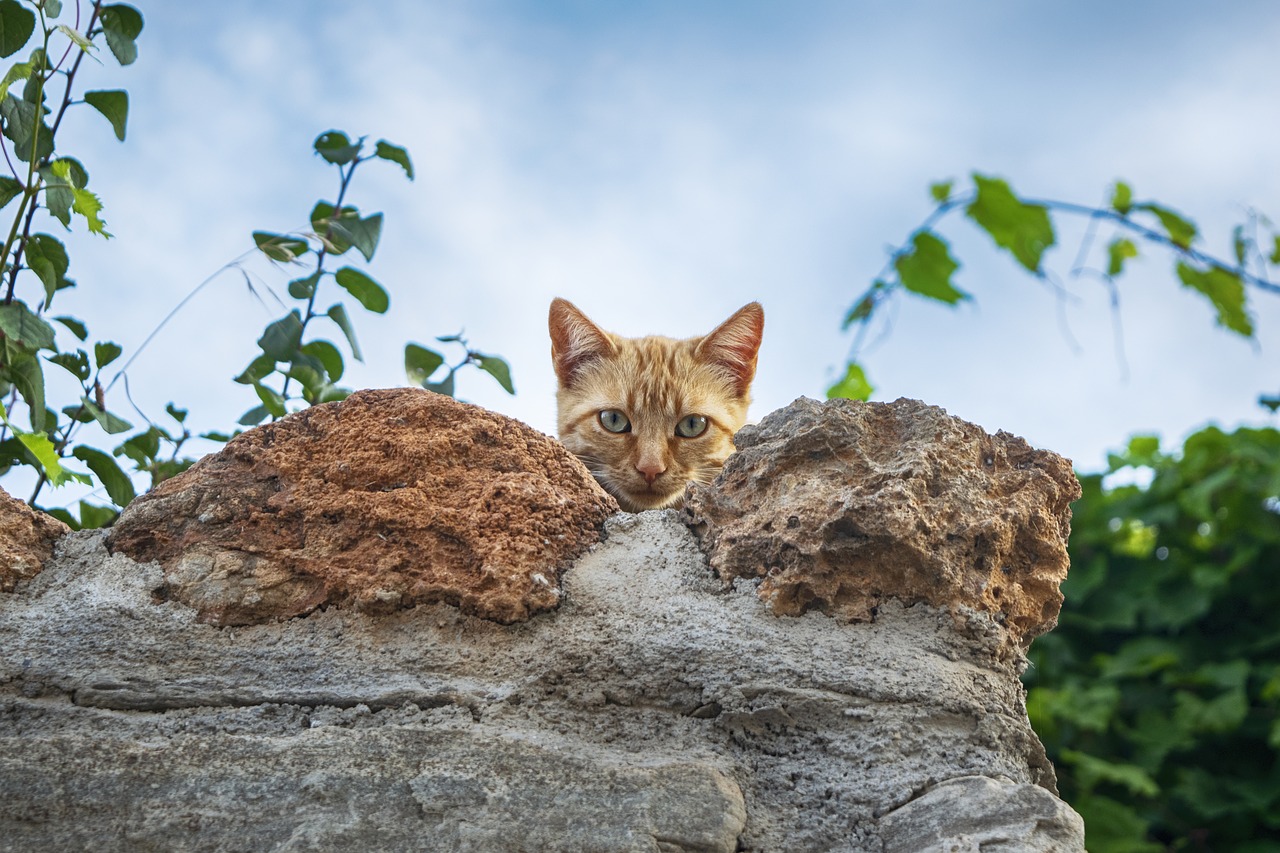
[599,409,631,433]
[675,414,708,438]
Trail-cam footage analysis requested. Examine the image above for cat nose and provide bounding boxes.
[636,459,666,485]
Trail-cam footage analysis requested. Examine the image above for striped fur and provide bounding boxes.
[549,298,763,512]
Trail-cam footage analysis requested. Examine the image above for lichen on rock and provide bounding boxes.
[685,396,1082,647]
[106,388,618,625]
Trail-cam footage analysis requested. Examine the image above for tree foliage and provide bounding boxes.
[1026,425,1280,851]
[833,173,1279,405]
[0,4,514,527]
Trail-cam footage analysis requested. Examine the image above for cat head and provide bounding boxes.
[549,297,764,512]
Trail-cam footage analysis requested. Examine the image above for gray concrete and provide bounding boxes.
[0,512,1083,852]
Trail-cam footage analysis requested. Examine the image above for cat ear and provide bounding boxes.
[549,298,617,387]
[696,302,764,397]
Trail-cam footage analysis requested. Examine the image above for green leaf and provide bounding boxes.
[474,353,515,394]
[27,233,71,305]
[1061,749,1160,798]
[76,501,117,529]
[164,402,187,424]
[47,348,89,380]
[252,381,286,418]
[257,310,304,361]
[301,339,343,382]
[39,161,73,227]
[0,174,21,209]
[1106,237,1139,277]
[201,430,234,443]
[894,231,968,305]
[55,24,93,56]
[16,432,86,487]
[99,4,143,66]
[965,173,1055,273]
[237,405,268,426]
[826,362,874,402]
[48,160,110,235]
[234,353,276,385]
[0,301,56,349]
[929,180,953,203]
[72,185,108,235]
[1139,203,1197,250]
[93,341,121,369]
[1175,262,1254,337]
[43,0,63,19]
[2,353,43,430]
[310,201,356,255]
[287,271,320,300]
[53,314,86,340]
[0,49,35,94]
[83,89,127,141]
[1231,225,1247,267]
[327,303,362,361]
[284,352,326,397]
[1260,393,1280,414]
[335,212,382,262]
[0,0,35,59]
[374,140,413,179]
[80,395,131,434]
[252,231,309,263]
[405,343,444,385]
[333,266,389,314]
[0,92,52,162]
[1271,236,1280,265]
[60,403,93,423]
[425,370,456,398]
[72,444,135,506]
[314,130,360,165]
[1111,180,1133,215]
[842,281,886,329]
[115,425,161,465]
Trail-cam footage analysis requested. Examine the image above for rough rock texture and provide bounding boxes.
[685,397,1082,648]
[878,776,1085,852]
[0,486,69,592]
[106,388,618,625]
[0,513,1084,852]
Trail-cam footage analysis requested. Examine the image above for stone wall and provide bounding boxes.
[0,390,1085,852]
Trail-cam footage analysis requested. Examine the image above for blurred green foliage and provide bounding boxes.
[1026,426,1280,851]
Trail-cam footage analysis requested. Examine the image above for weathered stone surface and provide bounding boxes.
[0,485,68,592]
[1,512,1084,852]
[106,388,618,625]
[879,775,1086,852]
[685,397,1081,647]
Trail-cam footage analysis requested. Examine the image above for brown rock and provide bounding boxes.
[0,486,70,591]
[107,388,618,625]
[684,397,1081,647]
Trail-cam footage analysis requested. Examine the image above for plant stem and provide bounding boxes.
[279,156,362,405]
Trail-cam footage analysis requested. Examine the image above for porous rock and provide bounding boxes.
[106,388,618,625]
[0,512,1083,852]
[878,775,1086,852]
[0,485,69,592]
[685,397,1082,647]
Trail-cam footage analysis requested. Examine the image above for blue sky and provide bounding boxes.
[22,0,1280,507]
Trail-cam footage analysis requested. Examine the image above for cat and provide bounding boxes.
[549,298,764,513]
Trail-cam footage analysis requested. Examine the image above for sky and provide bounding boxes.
[14,0,1280,507]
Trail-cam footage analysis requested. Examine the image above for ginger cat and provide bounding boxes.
[549,298,764,512]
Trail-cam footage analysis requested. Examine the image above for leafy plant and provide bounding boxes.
[0,0,147,523]
[834,173,1279,404]
[1026,426,1280,850]
[240,130,513,425]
